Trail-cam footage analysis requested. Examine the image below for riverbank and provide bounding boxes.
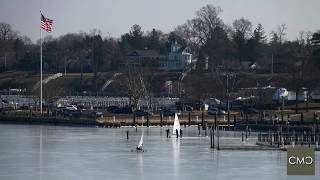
[0,115,97,126]
[1,114,319,132]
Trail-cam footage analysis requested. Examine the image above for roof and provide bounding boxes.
[128,50,165,58]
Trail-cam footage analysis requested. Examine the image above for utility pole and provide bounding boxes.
[4,53,7,71]
[271,54,274,74]
[64,57,67,76]
[227,74,230,130]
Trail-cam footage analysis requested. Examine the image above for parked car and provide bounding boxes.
[134,110,149,117]
[92,111,103,118]
[63,109,81,118]
[107,106,120,113]
[242,108,260,114]
[184,105,193,112]
[207,108,227,115]
[161,109,175,117]
[115,106,132,114]
[65,105,77,111]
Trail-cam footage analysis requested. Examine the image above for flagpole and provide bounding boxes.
[40,11,43,115]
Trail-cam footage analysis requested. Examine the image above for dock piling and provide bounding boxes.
[210,130,213,149]
[126,130,129,140]
[160,112,163,127]
[188,112,191,126]
[242,131,244,142]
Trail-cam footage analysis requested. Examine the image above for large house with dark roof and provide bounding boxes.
[124,42,193,71]
[125,49,166,67]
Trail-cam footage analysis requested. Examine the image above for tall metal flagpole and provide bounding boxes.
[40,11,43,115]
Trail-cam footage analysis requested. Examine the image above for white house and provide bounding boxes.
[159,42,192,71]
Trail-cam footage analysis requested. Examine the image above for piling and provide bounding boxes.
[217,125,220,150]
[188,112,191,126]
[245,114,248,126]
[227,111,230,130]
[210,130,213,149]
[201,112,204,128]
[308,131,311,147]
[268,129,272,145]
[245,126,248,141]
[212,126,215,149]
[242,131,244,142]
[126,130,129,140]
[205,122,207,136]
[313,127,316,143]
[146,113,149,127]
[277,130,280,148]
[133,113,136,125]
[160,112,163,127]
[176,129,179,138]
[214,114,217,130]
[233,115,236,130]
[300,112,304,125]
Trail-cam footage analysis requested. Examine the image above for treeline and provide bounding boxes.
[1,4,320,74]
[0,24,182,73]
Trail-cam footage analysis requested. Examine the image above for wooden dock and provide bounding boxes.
[0,115,97,126]
[216,145,280,151]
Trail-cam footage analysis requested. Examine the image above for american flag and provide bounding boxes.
[41,14,53,33]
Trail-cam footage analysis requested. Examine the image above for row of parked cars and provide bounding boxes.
[107,106,177,117]
[56,104,260,118]
[207,106,260,115]
[55,105,177,118]
[55,105,103,118]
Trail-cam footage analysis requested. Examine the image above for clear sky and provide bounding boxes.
[0,0,319,42]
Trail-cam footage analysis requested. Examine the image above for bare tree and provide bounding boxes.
[297,31,313,46]
[276,24,287,45]
[232,18,252,62]
[0,22,18,69]
[126,65,146,110]
[42,80,64,115]
[175,5,223,50]
[0,23,17,40]
[232,18,252,39]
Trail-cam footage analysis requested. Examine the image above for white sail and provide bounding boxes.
[172,113,180,135]
[137,131,143,148]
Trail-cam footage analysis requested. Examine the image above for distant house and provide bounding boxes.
[159,42,192,71]
[123,49,166,68]
[123,42,193,71]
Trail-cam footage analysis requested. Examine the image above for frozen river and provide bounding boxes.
[0,124,318,180]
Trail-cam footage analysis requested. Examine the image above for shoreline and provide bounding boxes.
[0,114,319,132]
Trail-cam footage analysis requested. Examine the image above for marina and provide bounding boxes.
[0,124,319,180]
